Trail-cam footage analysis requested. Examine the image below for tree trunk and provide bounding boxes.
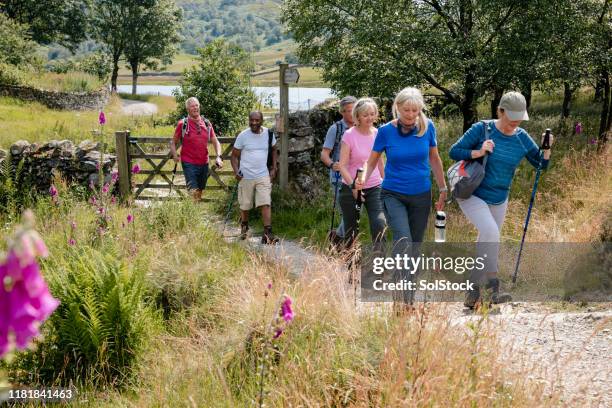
[110,54,120,93]
[131,62,139,96]
[490,87,503,119]
[462,94,478,132]
[594,71,605,101]
[522,81,532,109]
[562,82,573,118]
[598,70,610,150]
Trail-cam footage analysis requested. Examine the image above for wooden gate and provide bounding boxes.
[115,130,235,201]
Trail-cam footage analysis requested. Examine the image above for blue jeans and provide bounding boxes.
[182,162,209,190]
[381,189,431,303]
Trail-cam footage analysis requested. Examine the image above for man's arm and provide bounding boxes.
[231,147,242,180]
[209,130,223,168]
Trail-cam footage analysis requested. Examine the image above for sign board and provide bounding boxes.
[283,68,300,84]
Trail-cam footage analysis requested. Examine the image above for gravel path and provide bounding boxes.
[216,220,612,406]
[120,98,159,116]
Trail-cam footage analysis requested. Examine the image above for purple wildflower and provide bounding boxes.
[575,122,582,134]
[131,164,140,174]
[102,183,109,194]
[281,295,294,322]
[68,238,76,246]
[111,196,116,204]
[49,185,58,198]
[273,328,283,339]
[97,207,105,215]
[127,214,134,224]
[267,282,272,289]
[89,196,97,205]
[111,171,119,183]
[590,138,597,145]
[98,111,106,126]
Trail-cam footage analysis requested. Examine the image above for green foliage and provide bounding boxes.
[0,155,36,220]
[178,0,288,54]
[282,0,609,130]
[0,13,40,86]
[0,0,88,51]
[48,52,114,83]
[174,39,257,136]
[13,248,160,386]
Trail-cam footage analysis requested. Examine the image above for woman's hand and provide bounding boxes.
[354,178,364,190]
[541,132,555,149]
[479,140,495,157]
[435,191,447,211]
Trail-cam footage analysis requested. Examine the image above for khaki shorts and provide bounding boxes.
[238,176,272,210]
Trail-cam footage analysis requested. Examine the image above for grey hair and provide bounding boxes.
[339,95,357,112]
[185,97,200,109]
[392,87,428,137]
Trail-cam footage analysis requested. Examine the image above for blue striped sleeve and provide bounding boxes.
[449,122,484,161]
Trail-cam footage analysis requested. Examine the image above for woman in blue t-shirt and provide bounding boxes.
[449,91,554,308]
[359,87,447,245]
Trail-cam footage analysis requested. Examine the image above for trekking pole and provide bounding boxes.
[512,128,551,283]
[328,171,341,236]
[352,168,364,241]
[222,181,240,235]
[169,161,178,196]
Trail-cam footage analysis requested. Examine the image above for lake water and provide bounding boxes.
[116,85,335,111]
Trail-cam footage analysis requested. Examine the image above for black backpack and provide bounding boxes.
[178,116,212,147]
[329,121,345,161]
[266,128,275,169]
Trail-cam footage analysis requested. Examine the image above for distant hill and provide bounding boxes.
[178,0,289,54]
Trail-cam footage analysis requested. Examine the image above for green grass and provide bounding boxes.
[28,72,104,93]
[0,95,176,149]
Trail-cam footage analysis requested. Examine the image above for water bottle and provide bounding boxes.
[435,211,446,242]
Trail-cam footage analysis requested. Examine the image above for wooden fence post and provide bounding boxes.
[115,130,130,200]
[279,63,289,190]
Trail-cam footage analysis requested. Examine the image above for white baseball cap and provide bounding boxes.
[499,91,529,121]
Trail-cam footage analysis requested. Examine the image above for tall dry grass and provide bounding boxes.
[98,253,558,407]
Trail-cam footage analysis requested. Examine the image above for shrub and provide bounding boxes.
[173,39,257,136]
[11,248,160,386]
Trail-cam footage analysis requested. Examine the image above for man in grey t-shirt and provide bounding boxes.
[320,96,356,241]
[231,111,279,244]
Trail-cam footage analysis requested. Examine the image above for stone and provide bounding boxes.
[290,126,313,138]
[288,136,315,153]
[10,140,31,156]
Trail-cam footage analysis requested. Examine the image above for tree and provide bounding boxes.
[174,39,257,136]
[0,0,88,51]
[123,0,183,95]
[0,14,40,85]
[283,0,563,130]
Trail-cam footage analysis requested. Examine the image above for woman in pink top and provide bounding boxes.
[338,98,386,245]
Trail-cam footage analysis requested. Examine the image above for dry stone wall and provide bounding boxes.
[0,85,109,111]
[0,140,115,193]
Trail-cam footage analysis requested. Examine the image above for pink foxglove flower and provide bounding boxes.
[131,164,141,174]
[127,214,134,224]
[111,171,119,183]
[49,185,58,198]
[0,211,59,358]
[281,295,294,322]
[102,183,109,194]
[68,238,76,246]
[273,329,283,339]
[98,111,106,126]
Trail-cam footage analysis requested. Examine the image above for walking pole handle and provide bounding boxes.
[542,128,551,150]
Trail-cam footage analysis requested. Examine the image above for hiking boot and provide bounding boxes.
[464,284,481,309]
[240,222,249,240]
[192,189,202,202]
[485,278,512,304]
[261,226,279,245]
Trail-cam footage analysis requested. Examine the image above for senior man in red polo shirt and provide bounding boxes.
[170,97,223,201]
